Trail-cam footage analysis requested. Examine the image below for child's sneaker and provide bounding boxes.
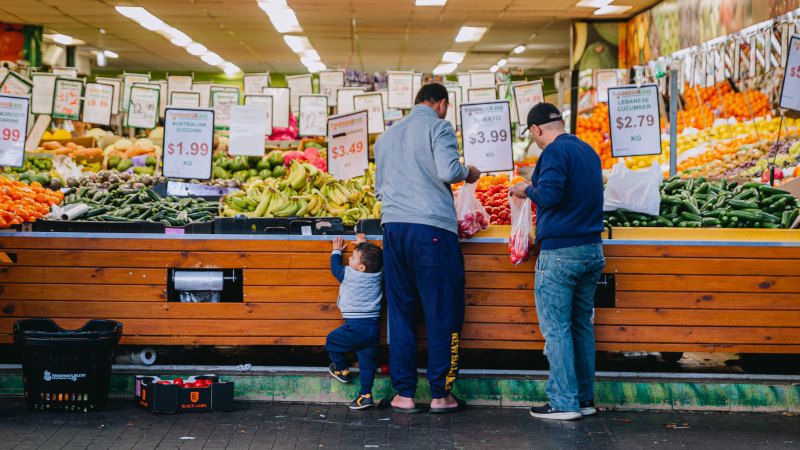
[328,363,353,383]
[349,394,374,410]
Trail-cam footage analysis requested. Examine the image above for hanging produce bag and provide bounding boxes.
[508,196,535,265]
[603,160,663,216]
[456,183,489,239]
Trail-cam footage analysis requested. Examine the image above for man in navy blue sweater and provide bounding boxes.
[510,103,606,421]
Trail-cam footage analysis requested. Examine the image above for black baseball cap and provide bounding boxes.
[525,102,563,130]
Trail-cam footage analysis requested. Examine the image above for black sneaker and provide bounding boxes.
[529,403,581,420]
[580,400,597,416]
[328,363,352,383]
[349,394,375,410]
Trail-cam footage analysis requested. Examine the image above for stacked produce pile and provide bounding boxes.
[211,143,326,188]
[575,103,616,170]
[103,138,160,175]
[454,174,534,226]
[0,179,64,228]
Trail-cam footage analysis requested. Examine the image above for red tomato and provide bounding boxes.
[499,212,509,220]
[156,381,171,384]
[173,378,184,386]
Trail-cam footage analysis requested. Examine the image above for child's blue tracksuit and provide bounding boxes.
[326,250,383,395]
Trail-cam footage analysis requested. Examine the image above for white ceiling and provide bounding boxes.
[0,0,659,75]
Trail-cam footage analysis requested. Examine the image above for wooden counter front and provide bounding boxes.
[1,232,799,354]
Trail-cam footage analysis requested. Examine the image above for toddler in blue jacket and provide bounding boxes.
[327,233,383,409]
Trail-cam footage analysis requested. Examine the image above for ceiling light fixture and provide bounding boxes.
[258,1,303,34]
[576,0,612,7]
[284,35,312,53]
[50,34,83,46]
[594,4,632,15]
[186,43,207,56]
[433,63,458,75]
[104,50,119,58]
[304,60,326,73]
[301,49,320,61]
[490,65,499,72]
[455,26,488,43]
[415,0,447,5]
[513,45,526,54]
[223,62,242,76]
[497,59,507,67]
[441,51,465,63]
[201,51,223,66]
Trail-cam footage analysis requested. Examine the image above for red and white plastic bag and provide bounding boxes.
[456,182,489,239]
[509,196,535,265]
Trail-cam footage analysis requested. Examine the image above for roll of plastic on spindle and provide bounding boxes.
[115,347,157,365]
[173,271,224,291]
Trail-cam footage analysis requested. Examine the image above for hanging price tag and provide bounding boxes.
[412,73,423,101]
[388,71,413,109]
[445,86,462,128]
[460,100,513,173]
[52,67,78,78]
[52,78,83,121]
[243,73,269,94]
[126,85,159,129]
[167,75,192,98]
[336,87,366,115]
[607,84,661,158]
[162,107,214,180]
[299,94,328,137]
[779,34,800,111]
[263,87,290,128]
[353,92,385,134]
[229,105,267,157]
[319,70,344,106]
[327,110,369,180]
[31,73,56,115]
[593,70,618,104]
[121,73,149,111]
[82,82,113,126]
[468,87,496,102]
[211,89,240,130]
[470,70,495,88]
[286,74,313,114]
[95,77,121,115]
[244,94,273,136]
[512,81,544,124]
[170,91,201,108]
[191,82,212,108]
[0,94,29,168]
[457,73,471,91]
[0,72,32,96]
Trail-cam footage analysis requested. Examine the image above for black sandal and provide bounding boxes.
[378,396,422,414]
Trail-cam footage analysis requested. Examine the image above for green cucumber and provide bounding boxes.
[681,200,701,216]
[701,217,721,226]
[727,199,758,209]
[681,211,703,222]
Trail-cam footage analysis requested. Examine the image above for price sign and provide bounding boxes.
[497,82,515,123]
[243,73,270,94]
[468,87,496,102]
[31,73,56,115]
[299,95,328,137]
[126,85,159,129]
[154,80,168,119]
[245,94,273,136]
[121,73,149,111]
[169,91,201,108]
[162,107,214,180]
[593,70,618,104]
[460,100,513,173]
[336,87,366,115]
[82,82,113,126]
[319,70,344,106]
[229,105,267,157]
[263,87,290,129]
[52,67,78,78]
[445,86,462,128]
[0,94,29,168]
[412,73,423,101]
[779,34,800,111]
[607,84,661,158]
[286,74,313,114]
[470,70,495,88]
[210,89,240,130]
[388,71,413,109]
[0,72,32,96]
[95,77,121,114]
[513,81,544,125]
[167,75,192,99]
[353,92,385,134]
[327,110,369,180]
[457,72,471,91]
[52,78,83,121]
[191,82,212,108]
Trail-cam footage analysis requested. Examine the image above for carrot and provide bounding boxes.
[125,146,154,157]
[42,141,61,150]
[53,147,73,155]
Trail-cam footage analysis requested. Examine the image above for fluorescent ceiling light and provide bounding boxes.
[304,61,326,73]
[490,65,499,72]
[301,49,320,61]
[576,0,612,7]
[433,63,458,75]
[594,4,632,14]
[223,62,242,76]
[201,51,223,65]
[258,2,303,33]
[415,0,447,5]
[497,58,507,67]
[103,50,119,58]
[165,28,192,46]
[455,26,488,43]
[115,7,166,31]
[513,45,526,54]
[50,34,83,46]
[186,43,207,55]
[442,51,465,63]
[96,52,107,67]
[284,35,312,53]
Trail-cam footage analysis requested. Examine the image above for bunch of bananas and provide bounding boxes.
[221,160,381,225]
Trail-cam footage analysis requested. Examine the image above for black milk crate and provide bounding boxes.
[213,217,292,234]
[164,221,214,235]
[32,220,164,234]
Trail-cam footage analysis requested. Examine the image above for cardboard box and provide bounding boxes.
[135,375,234,413]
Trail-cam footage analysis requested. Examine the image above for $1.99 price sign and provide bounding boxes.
[779,34,800,111]
[0,94,29,168]
[327,110,369,180]
[460,100,513,173]
[607,84,662,158]
[162,107,215,180]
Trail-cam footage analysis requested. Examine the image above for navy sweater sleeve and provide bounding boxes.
[330,250,345,283]
[524,149,567,208]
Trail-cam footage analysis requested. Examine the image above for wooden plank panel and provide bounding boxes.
[466,289,534,306]
[0,284,167,301]
[604,244,800,259]
[617,275,800,293]
[0,250,293,268]
[244,286,339,302]
[594,309,800,327]
[464,254,533,272]
[0,237,333,253]
[605,257,800,276]
[593,325,800,344]
[615,292,800,310]
[465,272,534,290]
[0,267,165,284]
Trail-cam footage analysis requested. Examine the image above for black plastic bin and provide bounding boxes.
[13,319,123,412]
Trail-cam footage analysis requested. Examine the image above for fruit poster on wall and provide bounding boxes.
[0,24,24,63]
[571,22,624,71]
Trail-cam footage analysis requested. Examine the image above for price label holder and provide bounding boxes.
[286,74,313,114]
[162,107,214,180]
[170,90,201,108]
[31,73,56,115]
[167,75,193,98]
[263,87,290,128]
[470,70,495,89]
[412,73,423,100]
[167,180,238,197]
[52,77,84,121]
[779,34,800,111]
[388,71,413,109]
[0,94,29,168]
[0,72,32,96]
[121,73,150,111]
[327,110,369,180]
[52,67,78,78]
[243,73,270,94]
[457,72,471,92]
[512,81,544,125]
[82,82,114,126]
[593,70,618,104]
[191,82,212,108]
[229,105,267,157]
[210,89,241,130]
[95,77,122,115]
[126,85,160,129]
[353,92,385,134]
[299,94,328,137]
[319,70,345,106]
[607,84,662,158]
[459,100,513,173]
[336,87,366,115]
[244,94,273,136]
[468,87,496,102]
[445,86,461,129]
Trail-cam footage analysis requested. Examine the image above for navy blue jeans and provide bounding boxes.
[535,243,605,412]
[325,318,380,395]
[383,222,465,399]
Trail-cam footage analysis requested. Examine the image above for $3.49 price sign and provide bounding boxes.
[607,84,662,158]
[779,35,800,111]
[329,141,364,159]
[162,107,215,180]
[460,100,513,173]
[0,94,29,168]
[327,110,369,180]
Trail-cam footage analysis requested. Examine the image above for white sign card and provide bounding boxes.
[52,67,78,78]
[327,110,369,180]
[336,87,366,115]
[594,70,619,103]
[412,73,423,101]
[126,85,160,129]
[378,89,402,122]
[243,73,270,94]
[0,72,32,96]
[286,74,313,113]
[460,100,513,173]
[170,91,201,108]
[31,73,56,115]
[513,81,545,125]
[470,70,495,88]
[228,105,267,157]
[299,94,328,137]
[779,34,800,111]
[388,71,414,109]
[82,82,113,126]
[445,90,458,130]
[0,94,29,168]
[167,75,192,98]
[497,82,518,126]
[154,80,168,119]
[162,107,215,180]
[457,73,471,92]
[319,70,345,106]
[210,89,241,130]
[263,87,290,128]
[446,86,462,128]
[52,77,84,121]
[468,87,497,102]
[244,94,273,136]
[353,92,385,134]
[191,82,212,108]
[607,84,662,158]
[95,77,122,115]
[121,73,150,111]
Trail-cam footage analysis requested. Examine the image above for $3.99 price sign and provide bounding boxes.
[0,94,29,168]
[779,35,800,111]
[607,84,662,158]
[460,100,513,173]
[327,110,369,180]
[162,107,215,180]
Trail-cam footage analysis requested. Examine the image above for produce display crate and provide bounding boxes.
[32,220,164,234]
[164,222,214,235]
[135,375,234,413]
[356,219,382,235]
[289,217,346,235]
[213,217,347,235]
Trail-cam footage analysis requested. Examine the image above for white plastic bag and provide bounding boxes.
[455,182,489,239]
[603,160,663,216]
[508,196,534,265]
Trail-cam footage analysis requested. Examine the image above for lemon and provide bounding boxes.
[52,129,72,140]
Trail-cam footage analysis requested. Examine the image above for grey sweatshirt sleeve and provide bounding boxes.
[432,122,469,184]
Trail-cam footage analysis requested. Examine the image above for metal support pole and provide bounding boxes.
[569,69,578,134]
[669,70,678,177]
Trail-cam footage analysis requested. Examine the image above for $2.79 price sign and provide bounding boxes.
[607,84,662,158]
[779,35,800,111]
[162,107,215,180]
[460,100,513,173]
